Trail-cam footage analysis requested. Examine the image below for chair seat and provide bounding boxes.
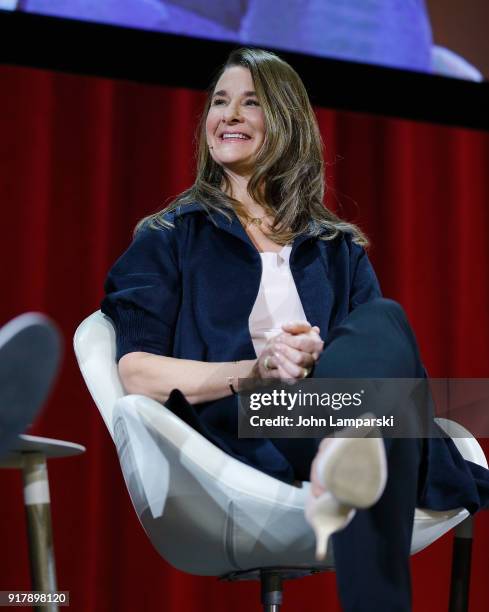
[74,311,488,577]
[113,394,482,576]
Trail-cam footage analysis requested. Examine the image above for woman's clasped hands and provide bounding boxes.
[251,321,324,384]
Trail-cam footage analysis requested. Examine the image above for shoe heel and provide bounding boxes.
[305,492,356,560]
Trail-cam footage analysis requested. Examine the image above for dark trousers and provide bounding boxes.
[273,298,429,611]
[322,299,422,611]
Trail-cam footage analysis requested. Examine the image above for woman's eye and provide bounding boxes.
[211,98,259,107]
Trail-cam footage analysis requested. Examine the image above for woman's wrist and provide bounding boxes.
[227,362,239,395]
[228,359,258,394]
[249,359,261,380]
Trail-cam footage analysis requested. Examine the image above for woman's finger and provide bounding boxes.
[259,353,279,377]
[281,322,321,337]
[279,332,324,355]
[276,363,297,384]
[275,342,315,368]
[274,348,309,380]
[281,320,312,334]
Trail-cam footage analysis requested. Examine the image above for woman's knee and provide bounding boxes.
[357,298,413,338]
[349,298,422,376]
[369,298,407,322]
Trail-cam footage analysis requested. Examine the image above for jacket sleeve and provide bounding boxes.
[348,238,382,311]
[100,224,181,362]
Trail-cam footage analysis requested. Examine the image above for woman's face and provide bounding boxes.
[206,66,265,177]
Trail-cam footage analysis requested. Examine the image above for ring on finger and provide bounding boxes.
[302,367,311,378]
[264,356,274,371]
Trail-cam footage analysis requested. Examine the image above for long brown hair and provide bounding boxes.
[136,47,368,246]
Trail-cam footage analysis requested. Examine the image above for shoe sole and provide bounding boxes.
[316,417,387,508]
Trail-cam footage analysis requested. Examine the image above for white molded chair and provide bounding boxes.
[74,311,488,611]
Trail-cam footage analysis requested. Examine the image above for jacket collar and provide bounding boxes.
[175,202,333,333]
[174,201,320,255]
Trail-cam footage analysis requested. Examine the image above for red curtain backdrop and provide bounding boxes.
[1,64,488,612]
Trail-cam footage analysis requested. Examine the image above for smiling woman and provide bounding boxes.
[100,47,489,612]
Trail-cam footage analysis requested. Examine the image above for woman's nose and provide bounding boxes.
[222,101,242,123]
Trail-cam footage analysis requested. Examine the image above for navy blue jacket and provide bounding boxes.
[101,202,381,482]
[102,202,380,363]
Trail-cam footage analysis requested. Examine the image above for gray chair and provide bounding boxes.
[74,310,488,611]
[0,312,85,607]
[0,312,62,457]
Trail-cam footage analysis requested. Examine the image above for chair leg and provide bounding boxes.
[22,452,59,612]
[260,570,283,612]
[449,516,473,612]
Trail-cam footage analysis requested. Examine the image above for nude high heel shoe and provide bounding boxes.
[305,416,388,560]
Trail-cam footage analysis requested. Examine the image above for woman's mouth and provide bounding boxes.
[220,132,251,141]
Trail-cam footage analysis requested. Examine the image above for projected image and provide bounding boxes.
[1,0,484,81]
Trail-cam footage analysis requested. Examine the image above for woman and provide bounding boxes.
[102,47,489,611]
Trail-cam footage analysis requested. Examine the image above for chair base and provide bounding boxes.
[449,516,474,612]
[222,567,328,612]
